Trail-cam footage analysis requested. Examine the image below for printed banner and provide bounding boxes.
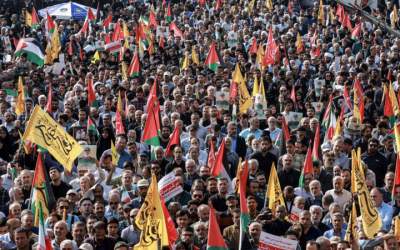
[158,172,183,201]
[258,231,298,250]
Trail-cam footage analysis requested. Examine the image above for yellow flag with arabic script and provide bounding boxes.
[233,64,253,114]
[15,76,25,116]
[344,202,358,242]
[351,149,382,238]
[22,105,83,171]
[134,174,169,250]
[266,163,285,215]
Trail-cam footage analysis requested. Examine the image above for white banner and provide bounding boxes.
[157,172,183,201]
[258,231,298,250]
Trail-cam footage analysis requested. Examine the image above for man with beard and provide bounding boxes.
[159,126,171,148]
[250,135,277,179]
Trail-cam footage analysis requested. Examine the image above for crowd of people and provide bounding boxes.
[2,0,400,249]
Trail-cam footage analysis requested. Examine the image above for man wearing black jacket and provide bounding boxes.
[227,121,247,159]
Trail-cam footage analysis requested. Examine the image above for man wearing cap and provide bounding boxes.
[130,179,149,209]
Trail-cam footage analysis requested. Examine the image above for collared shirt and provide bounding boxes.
[121,225,140,246]
[239,128,263,140]
[323,228,346,240]
[377,202,393,231]
[0,232,16,249]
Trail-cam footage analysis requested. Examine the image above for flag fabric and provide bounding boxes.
[239,160,250,250]
[207,140,216,169]
[256,43,264,69]
[15,76,25,116]
[389,83,400,116]
[46,83,52,113]
[312,124,320,161]
[149,8,158,28]
[37,202,53,250]
[26,7,40,29]
[165,126,180,157]
[141,85,161,146]
[395,123,400,153]
[102,14,112,28]
[318,0,325,24]
[233,64,252,114]
[115,91,125,135]
[111,140,119,166]
[344,202,358,243]
[395,216,400,240]
[392,6,399,28]
[45,13,55,36]
[15,38,45,66]
[181,52,190,71]
[104,41,122,54]
[252,76,259,97]
[44,23,61,65]
[87,77,96,107]
[281,116,290,142]
[254,77,267,114]
[205,42,220,72]
[91,50,100,64]
[87,117,99,137]
[23,106,83,171]
[31,152,55,227]
[128,52,140,77]
[351,149,382,238]
[210,139,225,177]
[134,174,169,249]
[299,147,313,188]
[295,32,304,54]
[353,79,364,123]
[266,163,285,215]
[351,23,362,39]
[393,155,400,197]
[192,46,200,65]
[160,197,178,247]
[265,0,273,10]
[169,22,183,38]
[207,207,229,250]
[19,130,32,154]
[262,27,278,66]
[249,37,258,55]
[166,3,172,23]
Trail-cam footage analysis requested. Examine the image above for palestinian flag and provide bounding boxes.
[207,207,229,250]
[104,40,122,54]
[141,82,160,146]
[205,41,220,72]
[87,77,96,107]
[299,147,313,188]
[46,13,55,36]
[37,202,53,250]
[239,160,250,250]
[31,153,55,227]
[164,126,180,157]
[87,117,99,137]
[26,7,40,29]
[165,3,172,23]
[15,38,44,66]
[128,52,140,77]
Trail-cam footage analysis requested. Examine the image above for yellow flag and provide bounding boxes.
[266,0,273,11]
[329,6,335,24]
[395,123,400,153]
[351,149,382,238]
[344,202,358,242]
[318,0,325,25]
[45,24,61,65]
[389,83,400,116]
[91,50,100,64]
[252,76,259,97]
[135,174,169,249]
[15,76,25,116]
[123,21,130,38]
[256,44,264,69]
[266,163,285,215]
[124,38,130,49]
[233,64,253,114]
[181,53,189,71]
[25,10,32,27]
[235,158,243,193]
[111,140,119,166]
[248,0,256,13]
[22,105,83,171]
[394,216,400,241]
[333,117,342,138]
[392,6,399,28]
[191,46,200,65]
[121,61,128,81]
